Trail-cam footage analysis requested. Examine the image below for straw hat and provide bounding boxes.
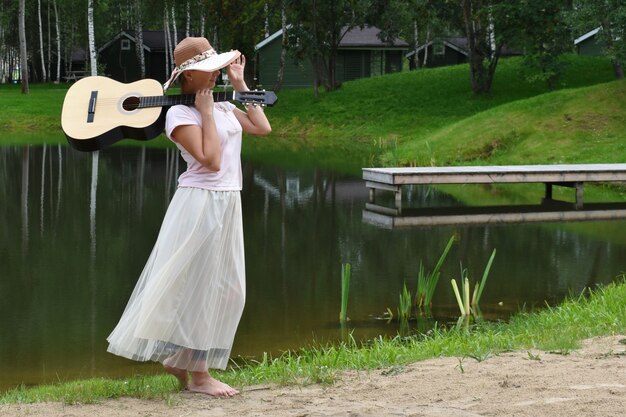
[162,37,241,91]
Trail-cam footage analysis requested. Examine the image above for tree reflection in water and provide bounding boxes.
[1,144,625,391]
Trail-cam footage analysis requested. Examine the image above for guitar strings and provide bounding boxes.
[88,93,234,109]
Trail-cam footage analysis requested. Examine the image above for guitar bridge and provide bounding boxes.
[87,91,98,123]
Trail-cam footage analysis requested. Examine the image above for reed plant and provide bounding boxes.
[397,283,413,322]
[451,249,497,318]
[416,235,455,310]
[339,263,351,323]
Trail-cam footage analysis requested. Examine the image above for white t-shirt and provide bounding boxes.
[165,102,243,191]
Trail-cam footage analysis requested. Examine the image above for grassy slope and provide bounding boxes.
[245,54,619,172]
[399,80,626,167]
[1,54,618,174]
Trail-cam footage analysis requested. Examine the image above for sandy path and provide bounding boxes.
[2,335,625,417]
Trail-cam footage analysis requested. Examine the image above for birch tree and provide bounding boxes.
[274,0,287,91]
[38,0,47,82]
[19,0,28,93]
[47,0,51,80]
[164,3,172,79]
[185,0,190,37]
[134,0,146,78]
[0,5,7,83]
[53,0,60,83]
[87,0,97,76]
[200,11,205,37]
[171,4,177,46]
[264,2,270,37]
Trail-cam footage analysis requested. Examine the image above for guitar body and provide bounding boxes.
[61,77,165,152]
[61,76,277,152]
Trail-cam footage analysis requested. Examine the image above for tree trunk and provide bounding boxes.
[264,2,270,38]
[38,0,47,82]
[128,0,133,28]
[134,0,146,79]
[87,0,97,76]
[67,20,76,74]
[164,11,172,78]
[461,0,480,93]
[326,51,337,90]
[601,19,625,80]
[461,0,497,95]
[19,0,29,93]
[0,20,5,82]
[613,61,625,80]
[413,19,419,69]
[274,1,287,91]
[47,0,51,81]
[185,0,190,37]
[423,25,430,68]
[171,6,178,44]
[213,30,219,52]
[311,0,319,97]
[54,0,61,83]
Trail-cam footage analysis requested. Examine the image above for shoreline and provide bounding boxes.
[2,280,625,406]
[1,334,625,416]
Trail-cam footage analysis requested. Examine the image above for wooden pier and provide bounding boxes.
[363,164,626,209]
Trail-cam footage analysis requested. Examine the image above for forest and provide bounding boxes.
[1,0,625,95]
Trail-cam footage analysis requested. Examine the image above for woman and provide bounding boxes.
[107,37,271,397]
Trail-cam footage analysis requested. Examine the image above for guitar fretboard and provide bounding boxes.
[137,91,236,109]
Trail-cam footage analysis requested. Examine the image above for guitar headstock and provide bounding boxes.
[234,90,278,107]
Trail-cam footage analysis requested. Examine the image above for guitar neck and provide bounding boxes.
[137,91,236,109]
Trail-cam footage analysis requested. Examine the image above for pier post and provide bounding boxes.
[545,183,553,200]
[575,182,584,209]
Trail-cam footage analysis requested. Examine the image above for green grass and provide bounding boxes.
[2,278,625,405]
[246,54,617,171]
[1,54,619,175]
[400,80,626,167]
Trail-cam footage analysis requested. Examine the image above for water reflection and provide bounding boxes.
[1,145,625,391]
[364,200,626,228]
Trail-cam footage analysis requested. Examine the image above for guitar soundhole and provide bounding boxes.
[122,96,140,111]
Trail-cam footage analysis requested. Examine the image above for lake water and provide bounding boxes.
[2,144,625,391]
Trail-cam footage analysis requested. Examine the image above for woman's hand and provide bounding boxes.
[227,55,247,91]
[195,88,214,116]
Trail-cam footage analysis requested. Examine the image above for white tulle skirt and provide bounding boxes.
[107,187,245,371]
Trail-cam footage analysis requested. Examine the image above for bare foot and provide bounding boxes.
[163,363,188,389]
[188,372,240,397]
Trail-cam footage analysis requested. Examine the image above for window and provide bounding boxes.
[434,42,445,56]
[121,39,131,50]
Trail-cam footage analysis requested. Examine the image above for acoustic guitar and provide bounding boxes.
[61,76,277,152]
